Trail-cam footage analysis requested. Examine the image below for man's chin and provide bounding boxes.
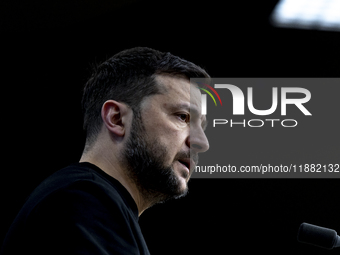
[173,173,189,198]
[161,168,189,200]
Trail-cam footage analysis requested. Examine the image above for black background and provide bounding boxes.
[1,0,339,254]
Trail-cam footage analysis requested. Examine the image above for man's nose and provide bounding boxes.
[187,127,209,154]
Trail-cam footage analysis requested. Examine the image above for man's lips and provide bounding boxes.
[178,158,195,171]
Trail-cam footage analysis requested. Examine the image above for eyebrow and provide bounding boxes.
[168,103,208,131]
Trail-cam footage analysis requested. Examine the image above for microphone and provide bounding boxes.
[297,223,340,249]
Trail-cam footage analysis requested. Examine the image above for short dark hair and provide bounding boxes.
[82,47,209,146]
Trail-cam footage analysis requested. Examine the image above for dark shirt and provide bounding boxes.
[0,162,150,255]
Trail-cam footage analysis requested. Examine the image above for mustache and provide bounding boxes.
[174,151,199,165]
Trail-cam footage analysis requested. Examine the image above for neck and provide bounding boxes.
[80,150,153,216]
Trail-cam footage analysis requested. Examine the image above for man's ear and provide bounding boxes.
[101,100,130,137]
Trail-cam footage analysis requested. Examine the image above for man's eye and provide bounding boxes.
[177,113,190,122]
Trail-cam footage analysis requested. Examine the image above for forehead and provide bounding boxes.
[154,74,201,106]
[155,74,189,97]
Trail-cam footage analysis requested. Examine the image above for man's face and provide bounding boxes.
[123,74,209,202]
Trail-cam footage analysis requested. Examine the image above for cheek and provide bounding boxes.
[147,123,186,161]
[151,126,182,149]
[141,109,188,157]
[143,112,181,142]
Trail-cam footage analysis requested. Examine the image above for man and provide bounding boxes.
[0,47,209,254]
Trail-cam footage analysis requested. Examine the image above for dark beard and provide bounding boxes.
[122,114,189,204]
